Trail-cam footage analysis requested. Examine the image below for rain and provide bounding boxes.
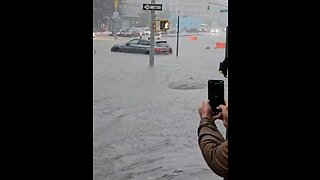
[94,0,228,179]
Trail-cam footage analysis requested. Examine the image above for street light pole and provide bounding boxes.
[208,1,228,28]
[149,0,156,66]
[208,2,228,8]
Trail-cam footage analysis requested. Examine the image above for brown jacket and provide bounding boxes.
[198,118,228,179]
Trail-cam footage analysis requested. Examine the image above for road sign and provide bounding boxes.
[143,4,162,11]
[220,9,228,13]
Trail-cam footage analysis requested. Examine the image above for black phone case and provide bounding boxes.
[208,80,225,115]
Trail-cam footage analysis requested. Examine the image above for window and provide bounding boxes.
[138,39,150,45]
[128,39,139,45]
[156,41,169,47]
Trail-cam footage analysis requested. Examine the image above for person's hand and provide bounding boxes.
[217,101,228,128]
[198,101,222,121]
[198,101,213,120]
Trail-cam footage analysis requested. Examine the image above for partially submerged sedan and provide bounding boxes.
[110,38,172,54]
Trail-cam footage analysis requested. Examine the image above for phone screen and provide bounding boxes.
[208,80,225,115]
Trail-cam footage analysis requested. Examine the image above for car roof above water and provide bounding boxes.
[136,38,168,43]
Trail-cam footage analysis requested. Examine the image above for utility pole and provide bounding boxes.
[149,0,156,66]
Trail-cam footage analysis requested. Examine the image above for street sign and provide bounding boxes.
[220,9,228,13]
[143,3,162,11]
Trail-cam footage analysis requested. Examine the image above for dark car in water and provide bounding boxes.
[111,38,173,54]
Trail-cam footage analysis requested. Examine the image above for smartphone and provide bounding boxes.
[208,80,225,115]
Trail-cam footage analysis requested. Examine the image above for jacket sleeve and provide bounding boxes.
[198,118,228,178]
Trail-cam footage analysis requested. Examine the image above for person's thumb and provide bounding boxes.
[217,105,224,110]
[213,112,222,119]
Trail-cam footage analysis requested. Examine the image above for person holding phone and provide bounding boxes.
[198,100,228,179]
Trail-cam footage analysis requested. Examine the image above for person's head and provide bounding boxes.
[219,26,228,78]
[219,58,228,78]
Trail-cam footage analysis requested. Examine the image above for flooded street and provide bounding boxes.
[94,33,228,180]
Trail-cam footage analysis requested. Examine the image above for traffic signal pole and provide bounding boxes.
[149,0,156,66]
[176,12,180,57]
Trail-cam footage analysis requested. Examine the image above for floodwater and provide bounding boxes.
[94,32,228,180]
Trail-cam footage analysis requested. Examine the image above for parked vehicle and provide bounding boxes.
[117,29,141,37]
[199,24,209,32]
[186,28,201,33]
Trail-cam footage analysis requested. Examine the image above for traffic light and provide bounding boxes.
[160,20,169,31]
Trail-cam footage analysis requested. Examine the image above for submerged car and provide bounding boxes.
[110,38,173,54]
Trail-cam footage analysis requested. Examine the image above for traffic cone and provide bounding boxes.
[215,42,225,49]
[188,36,197,40]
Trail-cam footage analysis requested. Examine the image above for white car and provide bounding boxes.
[93,32,95,38]
[142,30,151,35]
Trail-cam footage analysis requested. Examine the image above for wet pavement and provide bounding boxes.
[94,32,228,180]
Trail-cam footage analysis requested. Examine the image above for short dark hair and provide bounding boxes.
[219,58,228,78]
[219,26,228,78]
